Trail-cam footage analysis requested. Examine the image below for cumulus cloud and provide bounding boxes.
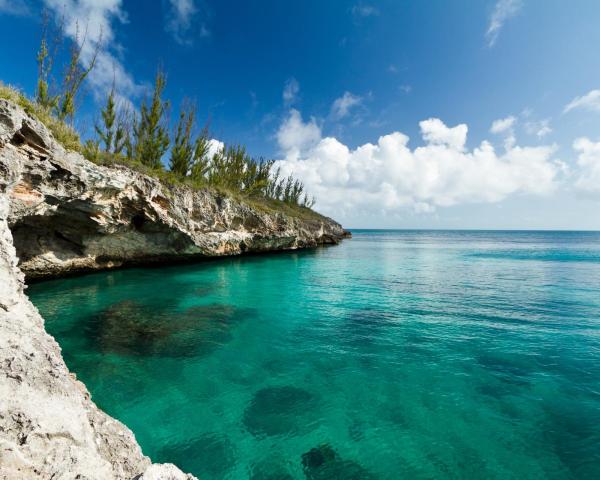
[420,118,468,150]
[525,118,552,138]
[490,115,517,149]
[276,109,321,160]
[274,113,560,217]
[564,89,600,114]
[43,0,143,108]
[490,116,516,134]
[0,0,29,15]
[331,92,363,120]
[165,0,208,45]
[207,138,224,159]
[486,0,522,47]
[283,77,300,106]
[572,137,600,194]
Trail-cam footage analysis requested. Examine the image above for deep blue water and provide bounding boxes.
[28,230,600,479]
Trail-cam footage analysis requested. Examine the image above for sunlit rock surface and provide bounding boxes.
[0,98,346,478]
[0,99,347,280]
[0,101,198,479]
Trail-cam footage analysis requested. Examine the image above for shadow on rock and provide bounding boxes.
[243,385,316,437]
[302,444,376,480]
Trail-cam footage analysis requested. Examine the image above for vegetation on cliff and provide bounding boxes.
[0,11,317,218]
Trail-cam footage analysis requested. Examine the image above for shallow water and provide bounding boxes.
[29,230,600,479]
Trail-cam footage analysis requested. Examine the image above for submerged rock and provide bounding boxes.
[0,97,347,478]
[243,385,315,437]
[89,301,242,358]
[0,181,195,477]
[301,444,376,480]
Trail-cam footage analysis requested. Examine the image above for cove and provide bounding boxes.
[28,230,600,479]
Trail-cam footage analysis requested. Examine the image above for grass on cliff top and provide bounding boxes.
[0,82,325,222]
[0,82,82,152]
[90,151,325,221]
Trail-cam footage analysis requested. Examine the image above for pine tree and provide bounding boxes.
[190,124,212,182]
[169,105,195,176]
[243,158,274,196]
[95,86,115,152]
[134,70,170,169]
[35,10,61,111]
[82,139,100,162]
[57,22,99,123]
[124,124,134,161]
[113,117,127,155]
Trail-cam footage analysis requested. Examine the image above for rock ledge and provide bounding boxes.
[0,98,347,479]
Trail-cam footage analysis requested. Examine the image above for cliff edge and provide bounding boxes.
[0,98,347,479]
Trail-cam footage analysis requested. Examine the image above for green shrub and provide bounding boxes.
[0,81,81,152]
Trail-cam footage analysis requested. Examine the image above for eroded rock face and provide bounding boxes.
[0,99,347,280]
[0,103,200,478]
[0,98,347,479]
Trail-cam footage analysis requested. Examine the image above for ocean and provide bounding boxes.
[28,230,600,479]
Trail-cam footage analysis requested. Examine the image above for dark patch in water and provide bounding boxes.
[341,309,397,349]
[348,417,366,441]
[243,385,315,437]
[476,352,532,386]
[87,300,243,358]
[301,444,376,480]
[193,284,219,296]
[155,432,235,479]
[541,400,600,478]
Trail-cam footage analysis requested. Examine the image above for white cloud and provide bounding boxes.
[486,0,522,47]
[331,91,363,120]
[283,77,300,105]
[525,118,552,138]
[276,109,321,160]
[573,137,600,194]
[43,0,143,108]
[490,116,516,134]
[165,0,208,45]
[490,116,517,149]
[274,113,560,217]
[0,0,29,15]
[420,118,468,151]
[207,138,224,160]
[351,3,379,18]
[564,89,600,114]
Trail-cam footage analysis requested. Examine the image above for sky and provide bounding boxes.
[1,0,600,229]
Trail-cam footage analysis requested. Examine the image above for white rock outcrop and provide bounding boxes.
[0,98,347,479]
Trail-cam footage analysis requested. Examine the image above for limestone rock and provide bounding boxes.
[0,98,348,479]
[0,99,347,280]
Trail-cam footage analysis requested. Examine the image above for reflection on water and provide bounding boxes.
[28,230,600,479]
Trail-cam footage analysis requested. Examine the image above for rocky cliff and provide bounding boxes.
[0,100,346,280]
[0,98,347,479]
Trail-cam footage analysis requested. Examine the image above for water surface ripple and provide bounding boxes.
[29,230,600,479]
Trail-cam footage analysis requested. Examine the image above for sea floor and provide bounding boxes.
[29,230,600,479]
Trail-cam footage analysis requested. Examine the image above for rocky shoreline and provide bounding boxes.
[0,99,348,479]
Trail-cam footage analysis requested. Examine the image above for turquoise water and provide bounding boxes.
[28,230,600,479]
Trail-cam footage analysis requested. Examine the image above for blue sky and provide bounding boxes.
[1,0,600,229]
